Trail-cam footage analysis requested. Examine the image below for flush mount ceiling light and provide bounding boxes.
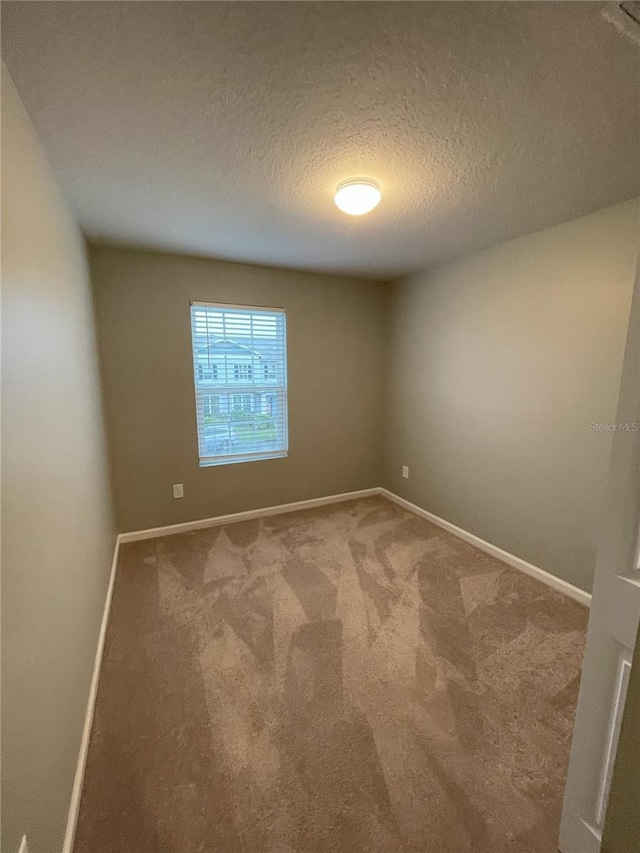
[334,179,381,216]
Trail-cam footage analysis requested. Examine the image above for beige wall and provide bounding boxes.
[1,69,115,853]
[90,246,388,532]
[385,199,639,593]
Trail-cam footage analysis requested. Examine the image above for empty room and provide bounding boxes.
[2,2,639,853]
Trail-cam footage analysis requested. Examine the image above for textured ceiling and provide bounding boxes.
[2,1,639,279]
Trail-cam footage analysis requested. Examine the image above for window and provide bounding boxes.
[191,302,288,466]
[232,394,254,413]
[197,364,218,382]
[202,395,220,417]
[233,363,253,382]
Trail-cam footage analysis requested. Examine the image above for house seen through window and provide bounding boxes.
[190,302,288,466]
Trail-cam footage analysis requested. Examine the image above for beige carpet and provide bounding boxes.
[74,496,588,853]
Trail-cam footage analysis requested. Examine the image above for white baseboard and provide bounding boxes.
[119,488,381,543]
[61,536,121,853]
[119,486,590,607]
[380,488,591,607]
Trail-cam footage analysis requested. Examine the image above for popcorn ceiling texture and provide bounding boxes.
[2,1,639,279]
[74,496,587,852]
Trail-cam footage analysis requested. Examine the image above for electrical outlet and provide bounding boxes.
[172,483,184,499]
[402,465,409,479]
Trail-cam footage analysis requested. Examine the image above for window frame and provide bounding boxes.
[190,301,288,467]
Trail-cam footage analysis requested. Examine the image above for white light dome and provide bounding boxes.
[334,179,381,216]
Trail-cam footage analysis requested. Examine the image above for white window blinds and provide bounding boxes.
[190,302,288,466]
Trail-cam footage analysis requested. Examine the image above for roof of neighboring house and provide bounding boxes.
[194,337,273,359]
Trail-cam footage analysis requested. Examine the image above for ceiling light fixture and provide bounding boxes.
[334,179,381,216]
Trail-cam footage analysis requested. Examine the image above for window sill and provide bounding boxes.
[199,451,288,468]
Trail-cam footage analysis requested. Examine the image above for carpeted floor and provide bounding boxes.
[74,495,588,853]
